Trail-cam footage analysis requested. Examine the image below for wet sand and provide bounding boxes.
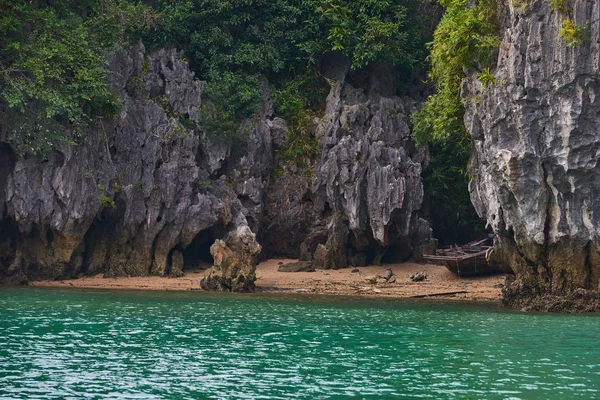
[31,259,506,302]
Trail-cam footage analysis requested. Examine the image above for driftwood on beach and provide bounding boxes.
[409,291,469,298]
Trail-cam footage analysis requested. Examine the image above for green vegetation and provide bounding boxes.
[199,180,213,192]
[477,68,496,91]
[412,0,498,145]
[0,0,156,155]
[549,0,569,13]
[412,0,499,244]
[272,72,326,172]
[144,0,426,153]
[549,0,587,47]
[0,0,428,159]
[558,19,587,47]
[98,195,116,209]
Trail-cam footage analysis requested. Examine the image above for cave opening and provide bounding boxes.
[80,193,126,275]
[380,237,412,265]
[181,230,215,270]
[422,139,488,247]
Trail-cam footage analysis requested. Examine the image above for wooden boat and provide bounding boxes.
[423,237,498,277]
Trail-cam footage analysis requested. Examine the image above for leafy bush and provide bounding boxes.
[559,19,586,46]
[0,0,156,154]
[412,0,499,145]
[273,71,327,170]
[98,195,116,209]
[144,0,427,150]
[411,0,499,244]
[549,0,569,13]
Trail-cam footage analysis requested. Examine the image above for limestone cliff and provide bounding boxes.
[0,45,430,288]
[0,43,268,290]
[465,0,600,311]
[262,57,433,269]
[310,61,432,269]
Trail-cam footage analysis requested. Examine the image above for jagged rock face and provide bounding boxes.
[308,62,431,269]
[0,45,432,286]
[465,0,600,311]
[0,43,271,287]
[200,224,260,292]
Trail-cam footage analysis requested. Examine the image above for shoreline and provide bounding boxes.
[29,259,506,303]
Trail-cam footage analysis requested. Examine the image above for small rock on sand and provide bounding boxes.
[410,272,427,282]
[382,269,393,280]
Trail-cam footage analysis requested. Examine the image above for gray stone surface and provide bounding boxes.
[0,44,432,287]
[277,261,315,273]
[464,0,600,311]
[201,224,260,292]
[310,65,431,269]
[0,43,272,289]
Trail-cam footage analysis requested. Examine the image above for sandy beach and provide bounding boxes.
[30,259,506,302]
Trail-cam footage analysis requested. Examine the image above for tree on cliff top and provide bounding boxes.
[0,0,428,155]
[144,0,426,120]
[0,0,155,155]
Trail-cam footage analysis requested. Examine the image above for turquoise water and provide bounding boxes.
[0,289,599,399]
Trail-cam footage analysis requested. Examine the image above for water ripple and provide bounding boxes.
[0,288,599,399]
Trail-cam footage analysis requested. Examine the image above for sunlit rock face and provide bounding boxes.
[465,0,600,311]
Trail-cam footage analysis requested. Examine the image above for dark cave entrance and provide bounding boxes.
[80,193,126,276]
[181,230,215,270]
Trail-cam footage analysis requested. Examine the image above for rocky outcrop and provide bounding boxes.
[465,0,600,311]
[0,44,432,288]
[0,43,272,288]
[306,60,432,269]
[277,261,315,273]
[200,224,260,292]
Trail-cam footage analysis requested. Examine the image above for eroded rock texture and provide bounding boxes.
[465,0,600,311]
[200,224,260,292]
[0,43,272,290]
[0,45,431,289]
[307,61,432,269]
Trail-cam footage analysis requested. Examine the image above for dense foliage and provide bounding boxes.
[412,0,499,244]
[411,0,498,145]
[0,0,427,156]
[0,0,155,154]
[145,0,427,150]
